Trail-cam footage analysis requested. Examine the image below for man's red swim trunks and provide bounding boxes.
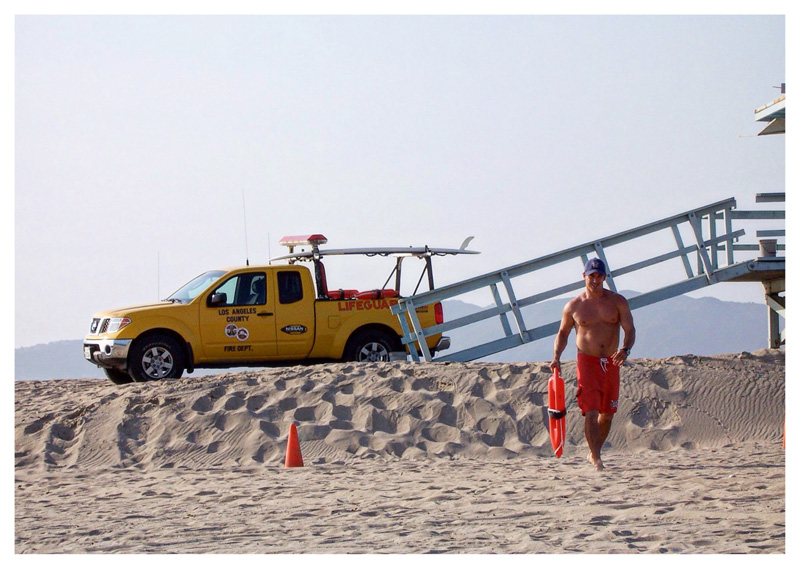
[576,352,620,415]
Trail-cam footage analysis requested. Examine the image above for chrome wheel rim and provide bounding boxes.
[141,346,174,378]
[358,342,390,362]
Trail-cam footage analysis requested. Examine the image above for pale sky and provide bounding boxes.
[14,11,786,348]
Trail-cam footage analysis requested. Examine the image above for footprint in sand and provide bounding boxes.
[23,413,55,435]
[212,413,227,431]
[368,396,388,410]
[649,368,686,397]
[332,405,353,421]
[258,420,280,438]
[191,395,217,413]
[224,394,246,411]
[251,442,279,463]
[437,405,458,427]
[337,382,355,395]
[387,376,408,393]
[411,377,433,391]
[294,406,316,422]
[245,394,269,413]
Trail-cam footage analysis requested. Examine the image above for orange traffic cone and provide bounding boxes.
[284,423,304,468]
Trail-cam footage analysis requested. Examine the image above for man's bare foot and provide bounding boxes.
[587,451,605,471]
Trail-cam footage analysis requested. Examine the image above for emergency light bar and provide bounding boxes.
[279,234,328,248]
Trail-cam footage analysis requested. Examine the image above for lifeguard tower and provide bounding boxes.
[393,87,786,362]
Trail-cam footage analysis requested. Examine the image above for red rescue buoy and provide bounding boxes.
[548,368,567,457]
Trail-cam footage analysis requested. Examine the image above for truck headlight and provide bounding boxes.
[106,317,132,333]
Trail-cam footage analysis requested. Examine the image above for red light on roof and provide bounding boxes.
[279,234,328,247]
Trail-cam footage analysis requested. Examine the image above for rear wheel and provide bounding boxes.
[104,368,134,385]
[128,335,185,382]
[345,329,399,362]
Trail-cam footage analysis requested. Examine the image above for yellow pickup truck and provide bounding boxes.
[84,234,477,384]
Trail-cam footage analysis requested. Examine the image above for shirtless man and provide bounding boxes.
[550,258,635,471]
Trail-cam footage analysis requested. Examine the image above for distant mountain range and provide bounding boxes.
[15,293,777,381]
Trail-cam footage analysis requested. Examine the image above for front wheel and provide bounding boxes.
[104,367,134,385]
[344,329,400,362]
[128,335,185,382]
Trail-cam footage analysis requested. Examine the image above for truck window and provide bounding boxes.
[167,270,226,303]
[212,272,267,306]
[278,271,304,304]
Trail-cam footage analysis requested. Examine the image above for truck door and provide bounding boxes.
[198,270,278,360]
[273,268,315,358]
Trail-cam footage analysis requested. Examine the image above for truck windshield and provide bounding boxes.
[165,270,226,303]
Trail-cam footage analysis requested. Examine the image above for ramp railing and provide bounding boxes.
[391,197,784,362]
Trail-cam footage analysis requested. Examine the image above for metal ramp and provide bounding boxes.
[391,196,785,362]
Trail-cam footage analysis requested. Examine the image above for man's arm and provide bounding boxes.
[611,296,635,366]
[550,302,575,372]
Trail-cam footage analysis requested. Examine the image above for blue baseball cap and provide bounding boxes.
[584,258,607,276]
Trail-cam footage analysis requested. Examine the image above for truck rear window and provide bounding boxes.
[278,271,303,304]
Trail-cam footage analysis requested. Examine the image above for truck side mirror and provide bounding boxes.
[208,292,227,307]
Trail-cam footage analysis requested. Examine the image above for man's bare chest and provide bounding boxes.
[573,301,619,327]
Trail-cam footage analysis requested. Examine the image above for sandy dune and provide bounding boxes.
[15,350,785,553]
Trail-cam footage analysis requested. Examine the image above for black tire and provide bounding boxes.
[345,329,399,362]
[128,335,185,382]
[104,368,134,385]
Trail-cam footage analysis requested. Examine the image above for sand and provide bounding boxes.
[15,350,785,554]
